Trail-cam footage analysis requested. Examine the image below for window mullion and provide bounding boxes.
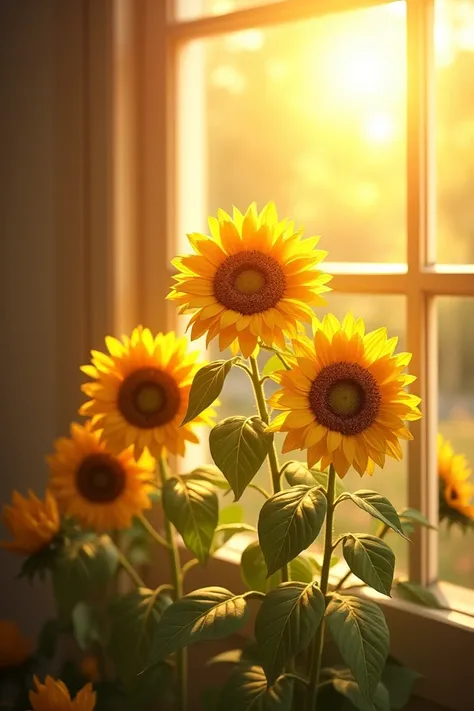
[136,0,176,333]
[406,0,438,586]
[170,0,398,39]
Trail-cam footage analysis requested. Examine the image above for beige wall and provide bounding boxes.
[1,0,91,636]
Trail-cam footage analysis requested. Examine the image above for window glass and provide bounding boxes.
[438,297,474,588]
[182,2,406,262]
[436,0,474,264]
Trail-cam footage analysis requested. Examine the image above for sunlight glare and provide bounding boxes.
[340,50,385,96]
[364,114,396,142]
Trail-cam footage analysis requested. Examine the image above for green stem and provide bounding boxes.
[248,482,271,499]
[259,343,292,370]
[249,355,288,583]
[159,456,187,711]
[274,351,292,371]
[242,590,266,601]
[116,547,146,588]
[181,558,199,578]
[307,464,337,711]
[138,512,172,549]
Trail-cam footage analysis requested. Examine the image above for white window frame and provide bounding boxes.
[98,1,474,708]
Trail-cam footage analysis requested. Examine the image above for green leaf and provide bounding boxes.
[19,538,63,582]
[207,649,243,666]
[128,662,175,709]
[241,542,280,593]
[381,657,422,709]
[307,554,339,575]
[399,508,437,533]
[342,534,395,597]
[332,677,390,711]
[256,581,325,683]
[394,580,442,609]
[262,354,285,377]
[288,554,314,584]
[325,594,389,702]
[210,416,271,500]
[258,486,327,576]
[284,462,346,496]
[52,534,119,614]
[149,587,248,666]
[162,475,218,564]
[186,465,230,491]
[311,469,346,497]
[218,664,294,711]
[72,602,100,651]
[108,587,172,683]
[36,619,62,660]
[182,358,238,425]
[241,542,313,592]
[211,523,256,554]
[219,503,244,525]
[338,491,408,540]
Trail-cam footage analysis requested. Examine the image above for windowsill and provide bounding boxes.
[159,533,474,711]
[208,532,474,626]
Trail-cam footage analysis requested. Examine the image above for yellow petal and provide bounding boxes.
[220,310,241,329]
[281,428,305,453]
[284,410,315,429]
[304,422,327,447]
[327,430,342,452]
[267,412,291,432]
[342,435,357,462]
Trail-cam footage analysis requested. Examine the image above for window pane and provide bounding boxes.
[438,297,474,588]
[436,0,474,264]
[182,2,406,262]
[209,294,408,574]
[174,0,283,21]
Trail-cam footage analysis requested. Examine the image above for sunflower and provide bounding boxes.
[0,620,32,668]
[438,434,474,521]
[47,422,154,532]
[29,676,96,711]
[1,490,60,556]
[167,202,332,358]
[79,328,215,459]
[267,313,421,477]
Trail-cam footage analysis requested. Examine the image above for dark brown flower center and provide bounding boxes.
[213,250,286,315]
[76,453,126,503]
[118,367,181,428]
[309,361,381,436]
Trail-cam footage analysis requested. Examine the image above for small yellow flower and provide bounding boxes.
[80,656,100,682]
[0,620,32,668]
[438,434,474,520]
[168,202,331,357]
[29,676,96,711]
[267,313,421,477]
[79,328,215,460]
[47,422,154,532]
[1,490,60,555]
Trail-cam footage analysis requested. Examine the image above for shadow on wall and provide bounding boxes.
[2,0,68,635]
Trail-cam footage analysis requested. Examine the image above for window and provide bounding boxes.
[167,0,474,592]
[127,1,474,705]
